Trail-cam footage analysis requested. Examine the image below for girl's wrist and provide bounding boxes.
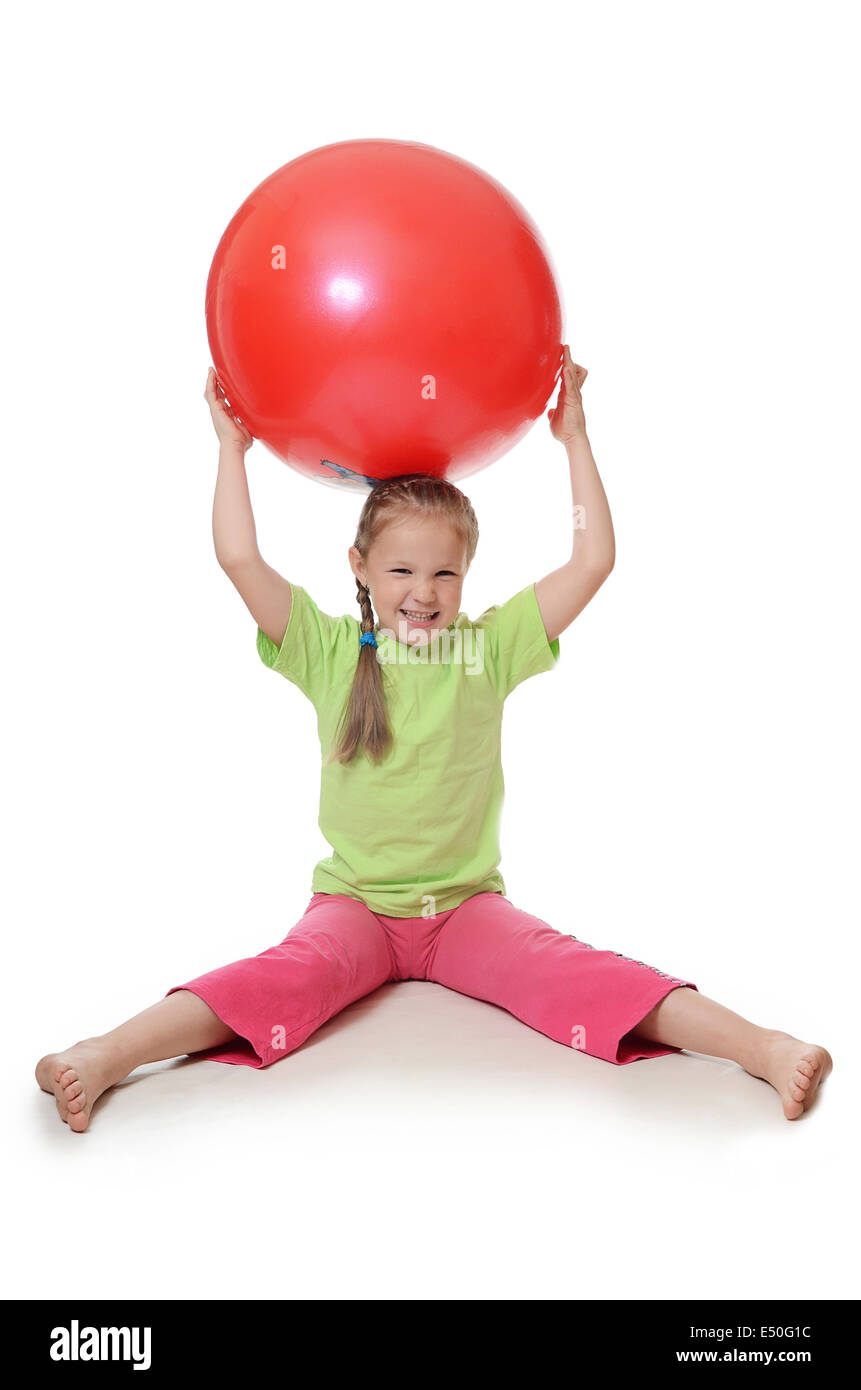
[218,439,249,462]
[562,426,589,448]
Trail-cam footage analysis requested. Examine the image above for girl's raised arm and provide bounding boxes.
[205,367,293,648]
[222,551,293,650]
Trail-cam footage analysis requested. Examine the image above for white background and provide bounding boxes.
[4,0,858,1301]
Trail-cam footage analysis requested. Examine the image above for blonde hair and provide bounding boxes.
[326,473,479,767]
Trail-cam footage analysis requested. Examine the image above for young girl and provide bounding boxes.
[36,348,832,1131]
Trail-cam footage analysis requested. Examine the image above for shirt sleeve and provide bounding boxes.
[255,581,354,707]
[476,581,560,701]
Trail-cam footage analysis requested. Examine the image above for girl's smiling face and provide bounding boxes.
[349,516,469,646]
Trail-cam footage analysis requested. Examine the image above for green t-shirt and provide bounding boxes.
[256,580,560,917]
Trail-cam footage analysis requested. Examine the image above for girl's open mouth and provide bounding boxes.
[400,609,439,625]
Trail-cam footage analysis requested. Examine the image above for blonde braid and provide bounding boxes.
[356,575,376,636]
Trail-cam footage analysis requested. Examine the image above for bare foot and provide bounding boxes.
[35,1039,125,1133]
[745,1029,833,1120]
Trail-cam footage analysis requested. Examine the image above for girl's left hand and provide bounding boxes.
[547,344,588,443]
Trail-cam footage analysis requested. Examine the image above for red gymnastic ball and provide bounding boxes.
[206,138,565,492]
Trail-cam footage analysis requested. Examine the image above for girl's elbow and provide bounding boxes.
[592,545,615,579]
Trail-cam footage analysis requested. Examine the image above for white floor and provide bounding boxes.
[14,978,851,1302]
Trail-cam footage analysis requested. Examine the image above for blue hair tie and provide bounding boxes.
[360,630,378,649]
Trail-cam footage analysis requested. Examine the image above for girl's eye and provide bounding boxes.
[390,569,456,576]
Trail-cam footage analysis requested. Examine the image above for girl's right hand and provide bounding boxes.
[204,367,254,451]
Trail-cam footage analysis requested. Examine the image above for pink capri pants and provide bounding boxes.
[165,890,698,1068]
